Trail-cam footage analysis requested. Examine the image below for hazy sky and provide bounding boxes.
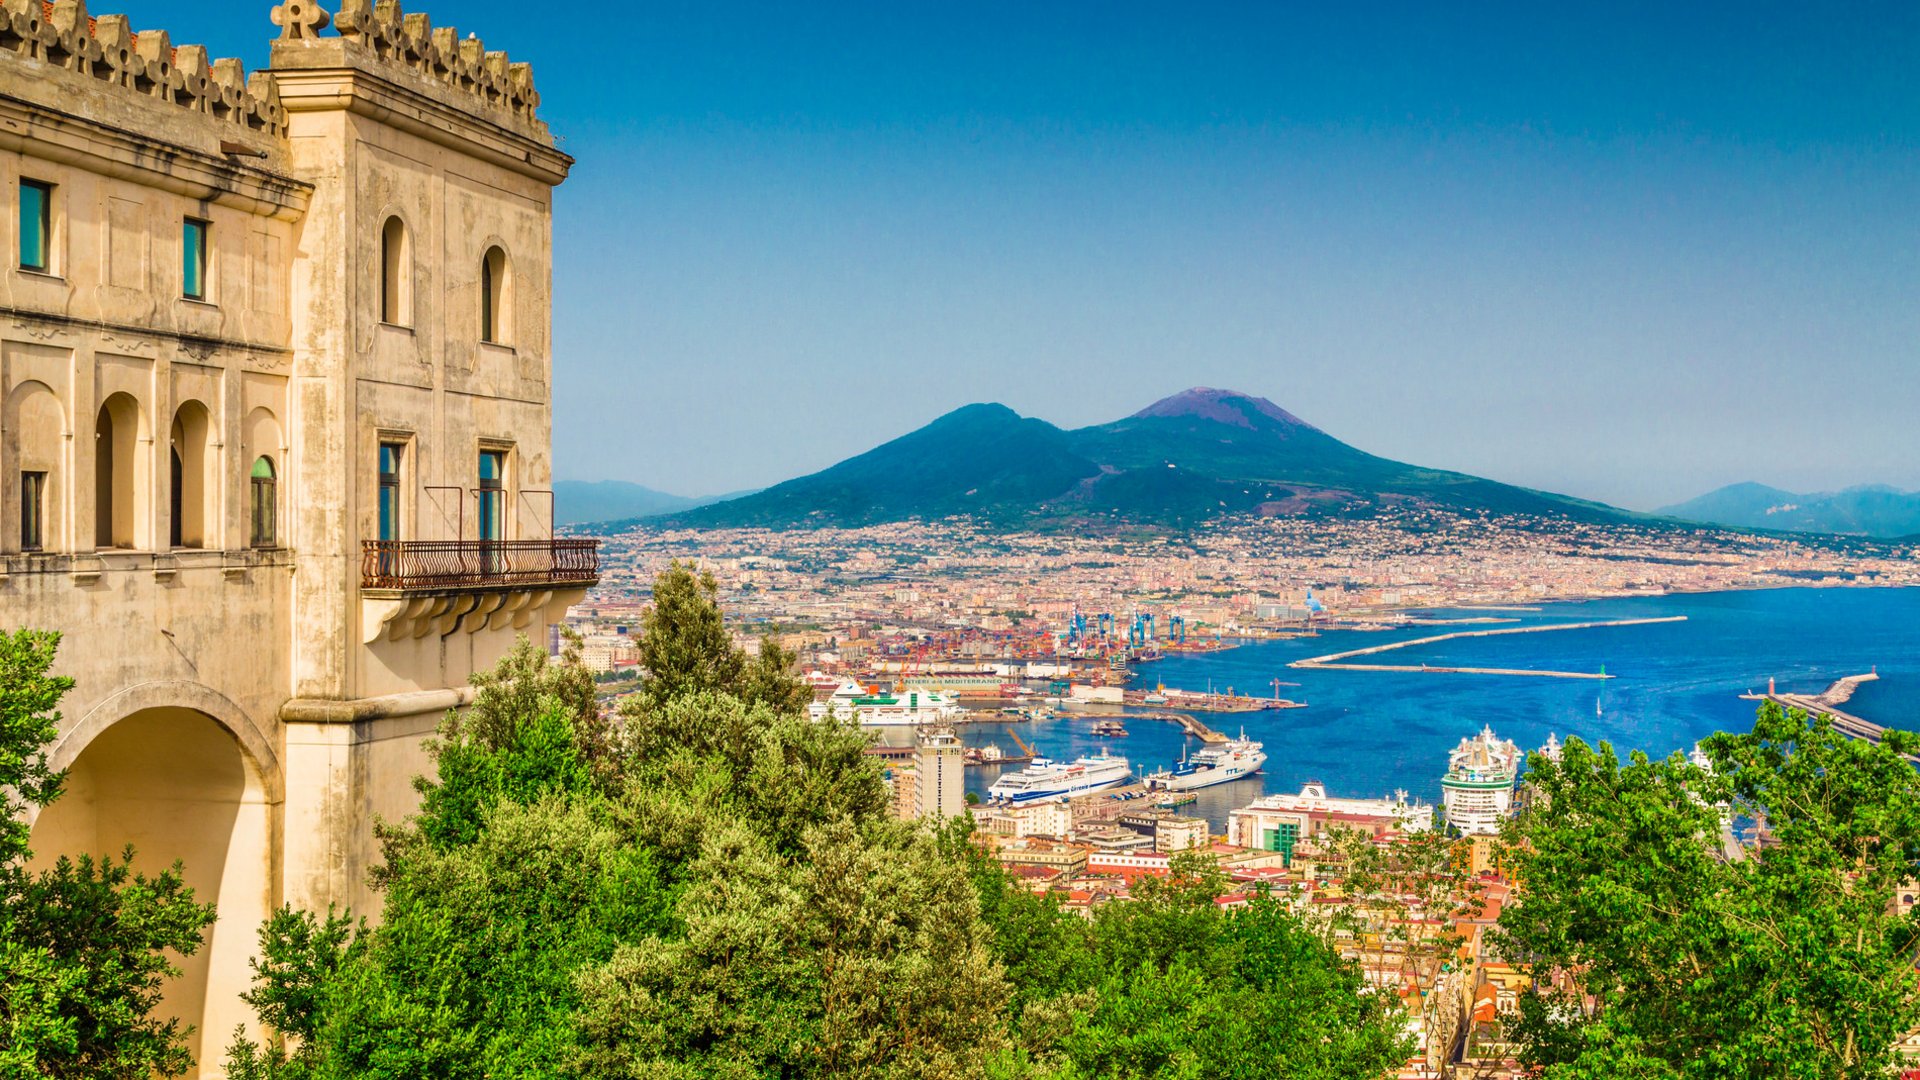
[126,3,1918,509]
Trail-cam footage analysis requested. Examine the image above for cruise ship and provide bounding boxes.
[1142,734,1267,792]
[1441,725,1521,835]
[809,681,965,726]
[987,751,1133,803]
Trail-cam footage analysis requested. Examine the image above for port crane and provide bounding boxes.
[1007,727,1037,759]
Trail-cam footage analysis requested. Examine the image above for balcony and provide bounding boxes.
[359,539,599,643]
[361,539,599,591]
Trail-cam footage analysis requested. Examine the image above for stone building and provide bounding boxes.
[2,2,594,1072]
[914,724,965,819]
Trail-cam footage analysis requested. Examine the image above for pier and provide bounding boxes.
[1290,616,1688,679]
[1128,710,1230,745]
[1740,672,1907,754]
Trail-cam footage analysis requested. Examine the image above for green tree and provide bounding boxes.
[0,629,218,1080]
[1497,702,1920,1079]
[632,561,745,712]
[573,818,1009,1079]
[961,842,1411,1079]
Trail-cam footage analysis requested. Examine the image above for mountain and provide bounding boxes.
[670,388,1631,530]
[554,480,740,527]
[1658,482,1920,539]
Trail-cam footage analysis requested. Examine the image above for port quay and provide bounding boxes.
[1290,616,1691,678]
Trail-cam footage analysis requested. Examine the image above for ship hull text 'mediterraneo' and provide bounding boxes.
[987,752,1134,803]
[809,682,966,726]
[1142,737,1268,792]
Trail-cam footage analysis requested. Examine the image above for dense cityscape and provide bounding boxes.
[569,513,1916,670]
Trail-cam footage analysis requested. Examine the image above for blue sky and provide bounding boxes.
[121,3,1918,508]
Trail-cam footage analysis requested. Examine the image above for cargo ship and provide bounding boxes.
[986,751,1133,804]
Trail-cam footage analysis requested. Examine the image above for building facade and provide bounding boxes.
[3,3,594,1073]
[914,724,965,819]
[1228,781,1434,865]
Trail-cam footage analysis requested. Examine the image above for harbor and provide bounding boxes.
[957,590,1917,825]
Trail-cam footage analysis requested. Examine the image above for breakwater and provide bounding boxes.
[1289,616,1690,679]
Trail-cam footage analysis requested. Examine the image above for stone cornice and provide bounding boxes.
[271,58,573,187]
[2,307,295,357]
[0,82,312,219]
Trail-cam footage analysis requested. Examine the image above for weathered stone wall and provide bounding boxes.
[4,3,576,1074]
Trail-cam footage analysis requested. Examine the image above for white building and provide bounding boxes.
[1229,781,1433,862]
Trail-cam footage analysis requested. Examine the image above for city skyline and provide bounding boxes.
[112,1,1920,509]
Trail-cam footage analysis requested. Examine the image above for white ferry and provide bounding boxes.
[1142,734,1267,792]
[808,681,965,726]
[987,751,1133,803]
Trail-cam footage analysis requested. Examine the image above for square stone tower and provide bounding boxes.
[1,2,593,1071]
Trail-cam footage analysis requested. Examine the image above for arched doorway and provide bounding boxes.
[30,704,276,1079]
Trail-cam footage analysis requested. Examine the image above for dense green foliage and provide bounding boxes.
[1499,701,1920,1079]
[964,851,1412,1079]
[225,563,1411,1078]
[0,629,218,1080]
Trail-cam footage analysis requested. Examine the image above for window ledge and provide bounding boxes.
[179,297,219,310]
[15,268,64,282]
[378,321,416,334]
[478,340,517,356]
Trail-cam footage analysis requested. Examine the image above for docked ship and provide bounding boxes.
[986,751,1133,803]
[1441,725,1521,835]
[809,681,965,726]
[1142,734,1267,792]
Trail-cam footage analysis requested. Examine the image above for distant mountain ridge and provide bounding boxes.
[1658,482,1920,539]
[667,387,1632,530]
[554,480,748,527]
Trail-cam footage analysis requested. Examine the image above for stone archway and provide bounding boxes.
[31,686,280,1080]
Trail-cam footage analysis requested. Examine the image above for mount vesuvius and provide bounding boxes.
[655,388,1629,530]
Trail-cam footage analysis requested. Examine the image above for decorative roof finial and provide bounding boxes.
[271,0,331,40]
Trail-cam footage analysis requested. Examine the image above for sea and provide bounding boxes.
[936,587,1920,830]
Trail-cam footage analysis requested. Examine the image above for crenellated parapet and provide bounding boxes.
[0,0,289,137]
[275,0,542,132]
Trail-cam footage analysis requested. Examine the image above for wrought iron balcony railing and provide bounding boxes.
[361,539,600,592]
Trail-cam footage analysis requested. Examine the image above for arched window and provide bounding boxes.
[380,216,411,325]
[6,381,63,554]
[94,392,146,549]
[249,456,276,548]
[169,401,212,549]
[480,245,509,344]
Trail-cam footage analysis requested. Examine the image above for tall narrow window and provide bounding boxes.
[19,179,51,272]
[169,449,183,548]
[380,217,410,325]
[249,456,276,548]
[21,471,45,551]
[378,442,403,541]
[477,449,505,576]
[480,246,508,343]
[182,217,209,300]
[477,450,505,541]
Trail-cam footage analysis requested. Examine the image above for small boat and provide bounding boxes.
[1090,719,1129,737]
[1153,791,1198,809]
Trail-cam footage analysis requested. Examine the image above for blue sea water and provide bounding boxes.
[952,587,1920,829]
